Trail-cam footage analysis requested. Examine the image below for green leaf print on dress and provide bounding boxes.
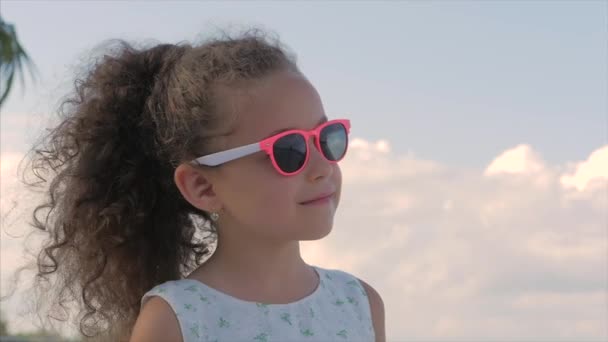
[337,329,348,338]
[189,323,200,338]
[253,332,269,342]
[256,303,270,315]
[300,328,314,337]
[185,285,198,292]
[280,313,292,325]
[346,280,358,286]
[346,279,367,297]
[184,303,197,312]
[218,317,231,328]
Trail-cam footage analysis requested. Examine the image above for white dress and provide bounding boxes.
[140,265,375,342]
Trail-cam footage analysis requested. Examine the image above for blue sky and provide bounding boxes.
[1,1,607,340]
[2,0,606,167]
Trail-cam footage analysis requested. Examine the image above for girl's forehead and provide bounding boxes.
[226,71,326,143]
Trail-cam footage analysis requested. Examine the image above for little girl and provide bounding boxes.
[23,30,384,342]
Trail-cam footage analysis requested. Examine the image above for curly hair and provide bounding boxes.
[13,29,298,341]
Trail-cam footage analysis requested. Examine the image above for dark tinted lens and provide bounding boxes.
[273,133,307,173]
[320,123,348,161]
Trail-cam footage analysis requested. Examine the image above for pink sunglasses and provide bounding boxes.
[192,119,351,176]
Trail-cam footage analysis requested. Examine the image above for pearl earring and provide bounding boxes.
[210,212,220,222]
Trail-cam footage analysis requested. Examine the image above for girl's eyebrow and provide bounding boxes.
[264,116,328,138]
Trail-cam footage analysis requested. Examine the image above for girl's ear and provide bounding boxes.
[174,163,222,212]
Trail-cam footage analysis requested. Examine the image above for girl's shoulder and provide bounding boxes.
[315,265,385,341]
[313,265,369,294]
[131,295,183,342]
[141,278,198,298]
[132,279,193,342]
[140,278,206,317]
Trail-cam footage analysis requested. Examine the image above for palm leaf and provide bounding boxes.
[0,15,38,107]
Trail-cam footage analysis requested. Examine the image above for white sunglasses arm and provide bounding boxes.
[191,142,262,166]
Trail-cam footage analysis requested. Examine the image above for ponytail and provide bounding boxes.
[23,40,212,340]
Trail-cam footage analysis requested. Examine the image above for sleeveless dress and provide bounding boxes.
[140,265,375,342]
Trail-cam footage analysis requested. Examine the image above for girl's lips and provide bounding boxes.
[300,192,334,205]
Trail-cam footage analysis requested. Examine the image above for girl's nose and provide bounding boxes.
[305,137,333,181]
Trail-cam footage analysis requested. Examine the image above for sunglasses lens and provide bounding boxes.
[320,122,348,161]
[273,133,307,173]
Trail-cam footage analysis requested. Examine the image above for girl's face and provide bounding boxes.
[208,70,342,242]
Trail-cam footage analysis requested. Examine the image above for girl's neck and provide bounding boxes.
[209,238,307,281]
[186,226,318,303]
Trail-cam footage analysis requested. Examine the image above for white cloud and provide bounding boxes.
[485,144,545,175]
[339,138,442,184]
[560,145,608,192]
[348,138,391,162]
[302,140,607,341]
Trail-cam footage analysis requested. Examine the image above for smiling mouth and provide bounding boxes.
[300,193,334,205]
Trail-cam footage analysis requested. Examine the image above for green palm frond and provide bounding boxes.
[0,15,38,106]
